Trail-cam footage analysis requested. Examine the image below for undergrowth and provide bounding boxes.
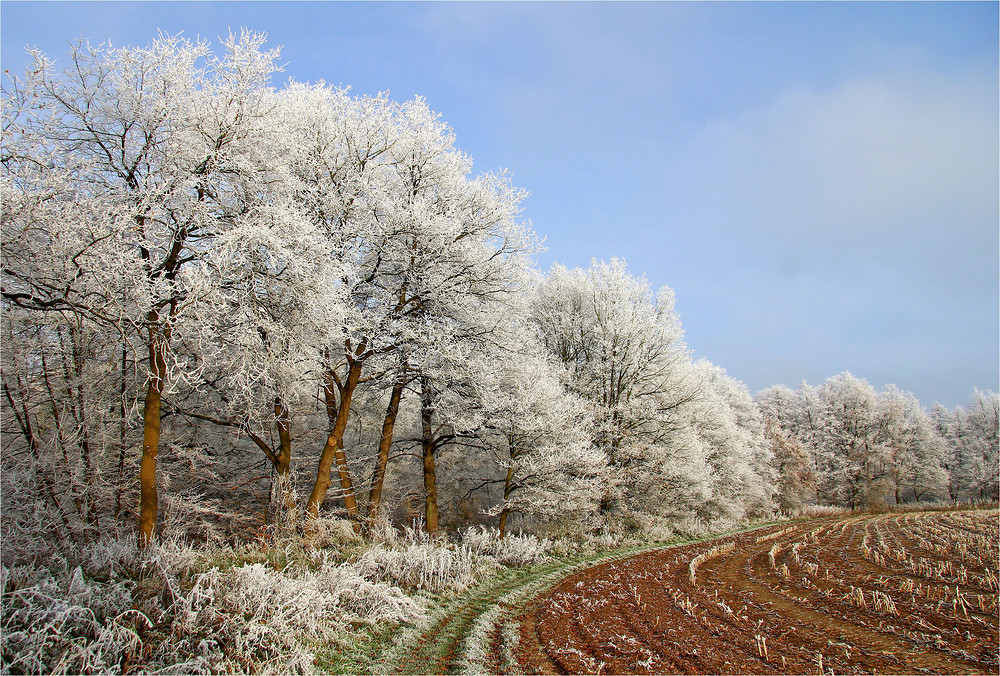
[8,506,953,674]
[0,520,558,674]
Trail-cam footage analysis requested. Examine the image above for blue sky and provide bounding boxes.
[2,1,997,408]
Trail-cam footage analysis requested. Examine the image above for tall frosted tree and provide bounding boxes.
[2,32,307,543]
[465,345,607,536]
[532,260,706,528]
[961,390,999,501]
[689,360,775,522]
[879,386,948,503]
[273,83,537,527]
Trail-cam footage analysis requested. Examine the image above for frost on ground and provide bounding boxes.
[0,524,554,674]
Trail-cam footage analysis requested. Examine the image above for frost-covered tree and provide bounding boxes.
[758,376,955,509]
[465,347,606,536]
[879,386,948,503]
[2,31,542,545]
[814,373,891,508]
[689,360,775,522]
[763,418,815,512]
[757,384,827,507]
[929,391,998,503]
[960,390,999,501]
[533,260,715,529]
[930,402,969,502]
[286,87,537,526]
[533,260,692,455]
[2,32,301,543]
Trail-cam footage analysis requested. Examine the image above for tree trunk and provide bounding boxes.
[115,341,129,521]
[421,375,439,534]
[138,322,169,546]
[272,397,295,516]
[498,461,515,538]
[306,357,362,521]
[274,397,292,475]
[67,328,98,527]
[367,365,408,525]
[322,354,338,430]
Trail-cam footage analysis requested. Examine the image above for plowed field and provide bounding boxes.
[516,510,998,675]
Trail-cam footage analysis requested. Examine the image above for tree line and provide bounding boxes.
[2,34,996,551]
[758,376,998,511]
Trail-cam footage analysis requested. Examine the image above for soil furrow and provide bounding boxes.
[517,510,998,675]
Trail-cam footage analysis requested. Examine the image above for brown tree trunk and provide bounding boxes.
[138,320,169,547]
[271,397,296,517]
[322,353,338,429]
[274,397,292,475]
[421,375,439,534]
[367,365,408,525]
[307,357,362,521]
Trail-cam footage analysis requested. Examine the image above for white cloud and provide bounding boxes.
[661,66,998,404]
[683,67,998,244]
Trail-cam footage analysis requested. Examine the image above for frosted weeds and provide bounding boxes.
[0,524,571,673]
[2,566,143,674]
[1,533,431,674]
[358,542,481,593]
[462,526,553,566]
[167,561,426,673]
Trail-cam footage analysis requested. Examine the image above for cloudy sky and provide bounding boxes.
[2,1,997,407]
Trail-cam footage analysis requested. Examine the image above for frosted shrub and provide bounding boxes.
[641,521,679,542]
[462,526,553,566]
[163,561,425,673]
[78,535,143,579]
[159,490,237,546]
[2,534,429,675]
[319,564,427,623]
[358,543,479,593]
[2,565,146,674]
[670,516,716,540]
[307,514,365,550]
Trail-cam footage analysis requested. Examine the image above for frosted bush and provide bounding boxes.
[584,532,625,553]
[319,564,427,623]
[669,516,716,540]
[398,519,436,546]
[2,533,431,675]
[161,560,425,673]
[2,565,146,674]
[462,526,553,566]
[641,521,679,542]
[357,543,480,593]
[306,514,365,550]
[79,535,142,579]
[159,490,240,546]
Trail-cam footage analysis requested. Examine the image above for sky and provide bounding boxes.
[2,1,997,408]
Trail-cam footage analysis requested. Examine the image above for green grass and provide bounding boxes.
[311,623,402,675]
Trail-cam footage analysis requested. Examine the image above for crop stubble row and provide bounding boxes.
[516,510,999,675]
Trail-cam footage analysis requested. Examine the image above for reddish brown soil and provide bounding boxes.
[515,510,999,675]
